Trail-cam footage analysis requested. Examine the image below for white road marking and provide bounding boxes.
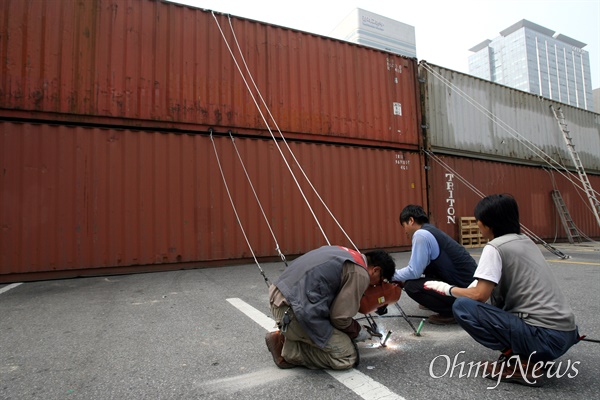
[226,297,407,400]
[0,283,22,295]
[328,369,406,400]
[226,297,278,331]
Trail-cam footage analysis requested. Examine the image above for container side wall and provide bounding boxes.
[0,0,420,146]
[426,154,600,241]
[0,121,424,277]
[421,63,600,173]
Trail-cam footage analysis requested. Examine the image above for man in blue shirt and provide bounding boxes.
[392,205,477,324]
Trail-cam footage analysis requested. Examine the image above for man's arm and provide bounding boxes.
[449,279,495,302]
[392,230,438,282]
[329,262,370,338]
[424,244,501,302]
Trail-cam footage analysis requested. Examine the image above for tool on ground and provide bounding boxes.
[363,314,383,338]
[415,319,425,336]
[395,303,420,336]
[380,331,392,347]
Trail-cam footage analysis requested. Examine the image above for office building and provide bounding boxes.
[469,20,594,111]
[330,8,416,58]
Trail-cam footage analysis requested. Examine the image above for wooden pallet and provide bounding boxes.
[459,217,488,248]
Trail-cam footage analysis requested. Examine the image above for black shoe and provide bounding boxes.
[427,314,456,325]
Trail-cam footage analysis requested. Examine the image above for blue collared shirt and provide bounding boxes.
[392,229,440,282]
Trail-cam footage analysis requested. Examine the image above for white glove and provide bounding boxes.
[353,327,372,342]
[424,280,455,297]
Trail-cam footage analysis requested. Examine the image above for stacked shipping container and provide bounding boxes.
[0,0,424,281]
[419,63,600,240]
[1,1,598,282]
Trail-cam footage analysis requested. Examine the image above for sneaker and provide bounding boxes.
[427,314,456,325]
[265,331,296,369]
[485,354,545,387]
[418,304,430,311]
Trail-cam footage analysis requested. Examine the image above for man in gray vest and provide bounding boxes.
[424,194,580,386]
[266,245,396,369]
[390,205,477,324]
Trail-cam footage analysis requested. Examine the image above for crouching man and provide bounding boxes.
[424,194,580,386]
[266,245,396,369]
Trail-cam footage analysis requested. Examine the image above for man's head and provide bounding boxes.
[365,250,396,285]
[474,194,521,239]
[399,205,429,240]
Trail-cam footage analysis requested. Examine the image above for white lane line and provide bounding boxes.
[328,369,406,400]
[226,297,277,331]
[0,283,22,295]
[226,297,406,400]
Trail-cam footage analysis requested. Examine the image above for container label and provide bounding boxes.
[386,59,403,74]
[395,154,410,170]
[393,102,402,116]
[445,173,456,224]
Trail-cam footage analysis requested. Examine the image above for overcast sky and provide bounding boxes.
[171,0,600,89]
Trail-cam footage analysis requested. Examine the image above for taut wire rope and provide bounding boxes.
[209,130,272,288]
[420,62,600,211]
[544,168,596,243]
[227,131,288,266]
[424,149,569,258]
[212,11,360,253]
[211,11,330,247]
[223,13,361,252]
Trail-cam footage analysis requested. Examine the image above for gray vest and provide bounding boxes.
[274,246,367,348]
[490,234,576,331]
[421,224,477,287]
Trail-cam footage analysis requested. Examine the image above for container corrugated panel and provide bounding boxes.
[0,0,420,147]
[420,63,600,173]
[426,154,600,241]
[0,121,424,279]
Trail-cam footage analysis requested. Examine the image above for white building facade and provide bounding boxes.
[330,8,416,58]
[469,20,594,111]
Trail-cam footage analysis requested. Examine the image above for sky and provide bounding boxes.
[171,0,600,90]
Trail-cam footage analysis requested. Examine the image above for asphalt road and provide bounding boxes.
[1,243,598,400]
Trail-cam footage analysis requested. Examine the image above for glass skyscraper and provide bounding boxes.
[469,20,594,111]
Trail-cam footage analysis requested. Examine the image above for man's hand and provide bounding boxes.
[353,327,373,342]
[424,280,455,297]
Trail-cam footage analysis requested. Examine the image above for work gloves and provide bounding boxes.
[423,280,455,297]
[353,326,374,342]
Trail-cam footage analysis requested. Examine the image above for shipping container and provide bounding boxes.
[0,121,425,281]
[420,62,600,173]
[0,0,420,147]
[426,154,600,241]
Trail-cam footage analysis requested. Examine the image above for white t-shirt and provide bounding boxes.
[473,244,502,284]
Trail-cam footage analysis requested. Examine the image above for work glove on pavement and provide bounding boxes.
[423,280,455,297]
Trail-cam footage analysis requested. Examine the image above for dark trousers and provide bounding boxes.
[453,297,580,362]
[403,278,456,316]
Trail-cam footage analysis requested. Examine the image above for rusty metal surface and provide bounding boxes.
[0,121,424,278]
[0,0,420,147]
[426,154,600,241]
